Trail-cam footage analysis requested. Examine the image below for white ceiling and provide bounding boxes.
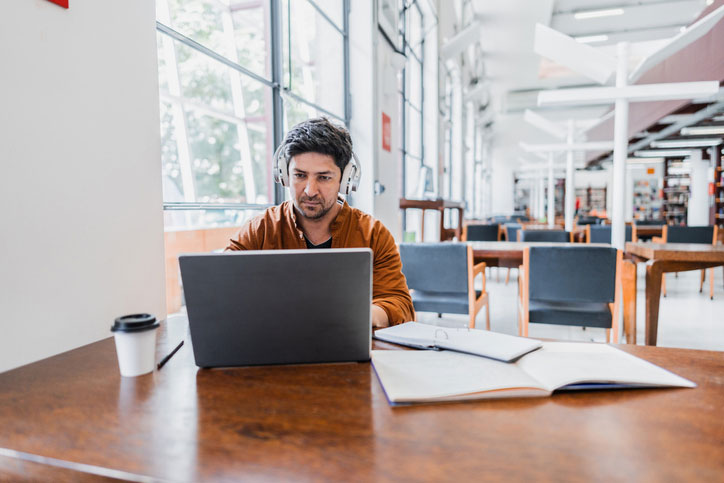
[465,0,712,171]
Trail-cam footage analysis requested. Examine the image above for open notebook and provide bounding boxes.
[374,321,542,362]
[371,342,695,405]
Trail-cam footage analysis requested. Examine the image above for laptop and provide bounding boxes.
[179,248,372,368]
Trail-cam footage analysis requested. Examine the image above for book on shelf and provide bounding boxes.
[371,342,695,405]
[373,321,542,362]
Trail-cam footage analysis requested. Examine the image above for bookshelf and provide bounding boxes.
[662,158,690,225]
[575,186,607,214]
[715,146,724,227]
[632,179,662,221]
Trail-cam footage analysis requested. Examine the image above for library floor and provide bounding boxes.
[416,265,724,351]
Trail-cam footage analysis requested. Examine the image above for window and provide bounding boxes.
[156,0,349,313]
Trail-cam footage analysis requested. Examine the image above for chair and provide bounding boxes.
[501,223,523,284]
[585,225,634,244]
[518,230,570,243]
[462,224,500,242]
[518,246,622,343]
[399,243,490,329]
[659,225,719,299]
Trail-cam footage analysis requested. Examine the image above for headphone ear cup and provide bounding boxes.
[339,162,355,195]
[272,144,289,187]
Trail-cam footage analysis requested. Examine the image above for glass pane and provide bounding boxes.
[160,101,184,202]
[230,3,271,80]
[283,0,345,118]
[406,58,422,109]
[163,0,235,59]
[405,157,420,198]
[283,96,326,132]
[157,32,171,93]
[406,103,422,159]
[408,4,422,59]
[176,41,235,114]
[309,0,343,30]
[164,208,265,231]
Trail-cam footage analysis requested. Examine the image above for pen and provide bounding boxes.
[157,340,184,370]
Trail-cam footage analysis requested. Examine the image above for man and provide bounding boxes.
[226,118,414,328]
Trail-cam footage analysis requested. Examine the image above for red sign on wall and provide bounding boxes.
[381,112,391,152]
[47,0,69,8]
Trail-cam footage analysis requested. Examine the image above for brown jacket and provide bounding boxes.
[226,200,415,325]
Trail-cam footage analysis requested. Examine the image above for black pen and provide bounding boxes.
[157,340,184,370]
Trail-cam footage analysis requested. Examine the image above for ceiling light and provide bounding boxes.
[707,0,714,5]
[574,8,625,20]
[575,34,609,43]
[680,125,724,135]
[651,138,723,148]
[634,149,693,157]
[679,26,687,33]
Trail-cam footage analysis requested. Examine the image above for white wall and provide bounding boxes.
[0,0,165,372]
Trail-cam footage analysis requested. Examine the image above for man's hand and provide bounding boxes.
[371,304,389,328]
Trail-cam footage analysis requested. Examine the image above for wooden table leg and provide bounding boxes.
[644,261,664,346]
[621,259,637,344]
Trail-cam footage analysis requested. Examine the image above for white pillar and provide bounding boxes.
[538,169,546,220]
[611,41,629,249]
[547,152,555,227]
[688,150,709,226]
[564,121,575,231]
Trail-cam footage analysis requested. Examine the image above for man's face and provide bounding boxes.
[288,152,342,220]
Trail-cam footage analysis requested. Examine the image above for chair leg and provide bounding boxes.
[469,311,476,329]
[505,268,510,285]
[662,274,666,297]
[485,296,491,331]
[710,267,715,300]
[605,329,611,343]
[700,269,705,293]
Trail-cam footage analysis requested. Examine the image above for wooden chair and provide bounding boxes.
[399,243,490,329]
[501,223,523,285]
[585,225,634,244]
[518,229,570,243]
[658,225,719,299]
[518,246,622,343]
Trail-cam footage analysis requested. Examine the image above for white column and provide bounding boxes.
[611,41,629,249]
[564,121,575,231]
[688,150,709,226]
[538,169,546,220]
[547,152,555,227]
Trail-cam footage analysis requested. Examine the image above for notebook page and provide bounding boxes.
[517,342,696,392]
[371,350,549,403]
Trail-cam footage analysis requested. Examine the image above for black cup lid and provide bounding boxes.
[111,314,159,333]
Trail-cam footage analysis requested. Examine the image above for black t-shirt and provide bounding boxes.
[304,236,333,249]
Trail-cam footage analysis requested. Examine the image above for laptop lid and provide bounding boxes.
[179,249,372,368]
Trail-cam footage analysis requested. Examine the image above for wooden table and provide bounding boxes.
[1,320,723,481]
[623,242,724,346]
[399,198,464,241]
[633,225,663,240]
[469,241,607,267]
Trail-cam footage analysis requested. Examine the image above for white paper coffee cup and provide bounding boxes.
[111,314,160,377]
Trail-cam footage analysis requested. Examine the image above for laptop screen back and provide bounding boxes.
[179,249,372,368]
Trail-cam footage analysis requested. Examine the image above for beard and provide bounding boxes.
[294,195,336,220]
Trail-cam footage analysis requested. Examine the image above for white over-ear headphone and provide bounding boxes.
[272,144,362,195]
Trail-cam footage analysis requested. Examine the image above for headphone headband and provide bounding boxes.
[272,146,361,195]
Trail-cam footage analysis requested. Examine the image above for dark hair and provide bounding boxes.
[281,118,353,173]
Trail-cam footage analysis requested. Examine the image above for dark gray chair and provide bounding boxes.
[463,224,500,241]
[503,223,521,242]
[661,225,718,299]
[518,230,570,243]
[585,225,633,244]
[518,246,622,343]
[399,243,490,329]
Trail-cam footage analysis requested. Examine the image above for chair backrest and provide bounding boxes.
[399,243,468,294]
[635,219,663,226]
[588,225,632,243]
[528,246,617,303]
[519,230,569,243]
[665,225,714,244]
[576,216,599,225]
[465,224,499,241]
[504,223,521,242]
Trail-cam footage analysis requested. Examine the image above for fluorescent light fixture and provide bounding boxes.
[575,34,609,43]
[707,0,714,5]
[651,138,723,148]
[634,149,693,157]
[714,115,724,121]
[680,125,724,135]
[574,8,624,20]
